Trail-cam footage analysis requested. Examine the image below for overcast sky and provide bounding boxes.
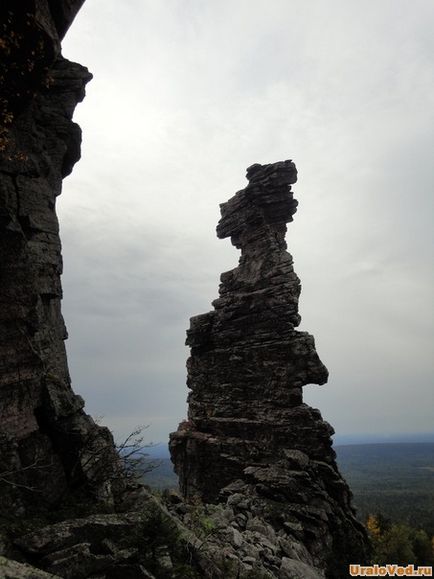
[60,0,434,447]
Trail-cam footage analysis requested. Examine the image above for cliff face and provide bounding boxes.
[170,161,370,577]
[0,1,119,513]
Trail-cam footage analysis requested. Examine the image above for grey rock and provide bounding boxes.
[170,161,331,502]
[169,161,370,577]
[231,528,243,548]
[242,556,256,565]
[0,556,60,579]
[16,512,155,556]
[106,566,155,579]
[278,537,312,563]
[279,557,325,579]
[41,543,114,579]
[245,518,275,539]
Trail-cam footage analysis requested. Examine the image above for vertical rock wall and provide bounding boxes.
[170,161,369,576]
[0,1,119,513]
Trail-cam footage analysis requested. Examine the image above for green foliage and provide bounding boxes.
[218,557,239,578]
[376,523,415,564]
[138,510,180,569]
[367,514,434,566]
[137,508,202,579]
[412,529,434,564]
[337,443,434,536]
[183,500,219,545]
[140,457,178,489]
[198,515,215,536]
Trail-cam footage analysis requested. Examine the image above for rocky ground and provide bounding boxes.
[0,484,328,578]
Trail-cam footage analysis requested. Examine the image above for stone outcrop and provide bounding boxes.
[0,556,60,578]
[170,161,370,577]
[9,490,270,579]
[0,1,120,515]
[14,501,181,579]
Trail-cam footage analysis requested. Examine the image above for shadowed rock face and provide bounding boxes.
[170,160,330,500]
[170,161,370,576]
[0,1,120,513]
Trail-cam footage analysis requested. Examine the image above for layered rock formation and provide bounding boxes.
[170,161,369,577]
[0,1,120,514]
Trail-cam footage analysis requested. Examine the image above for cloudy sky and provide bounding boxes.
[60,0,434,447]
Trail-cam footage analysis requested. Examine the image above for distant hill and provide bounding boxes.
[333,433,434,445]
[336,443,434,535]
[141,456,177,489]
[144,434,434,459]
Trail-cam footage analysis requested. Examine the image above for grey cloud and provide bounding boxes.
[59,0,434,443]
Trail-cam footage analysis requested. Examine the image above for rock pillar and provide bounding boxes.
[170,161,369,576]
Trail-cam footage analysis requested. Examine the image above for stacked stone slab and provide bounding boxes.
[0,1,120,513]
[170,161,369,576]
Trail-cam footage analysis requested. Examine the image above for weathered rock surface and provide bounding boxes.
[0,556,60,579]
[170,161,370,577]
[12,491,248,579]
[167,492,326,579]
[8,488,326,579]
[15,500,171,579]
[0,2,121,515]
